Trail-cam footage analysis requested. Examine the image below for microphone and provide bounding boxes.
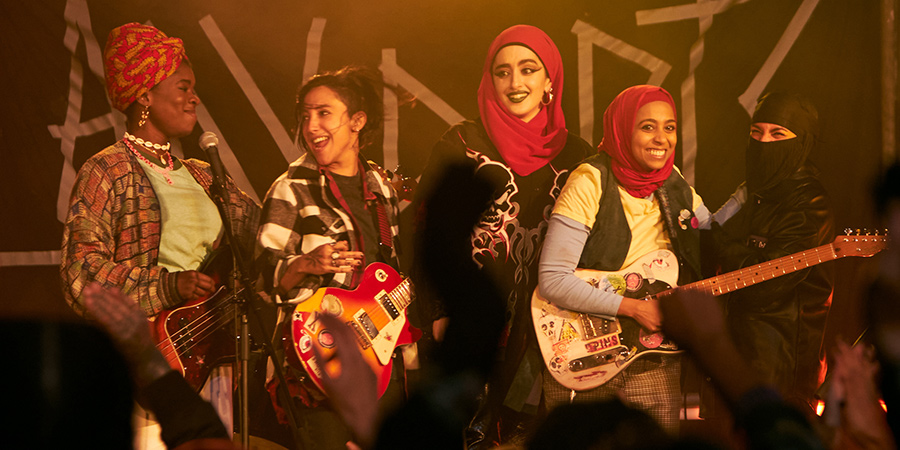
[199,131,227,192]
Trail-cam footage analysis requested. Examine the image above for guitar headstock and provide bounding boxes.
[833,229,889,258]
[367,160,417,202]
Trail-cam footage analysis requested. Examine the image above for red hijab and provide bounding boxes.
[599,85,676,198]
[477,25,568,177]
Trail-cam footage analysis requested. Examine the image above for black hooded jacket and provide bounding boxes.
[709,164,834,407]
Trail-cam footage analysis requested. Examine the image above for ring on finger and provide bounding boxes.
[331,251,340,260]
[332,258,339,267]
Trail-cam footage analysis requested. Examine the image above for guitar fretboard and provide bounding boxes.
[389,278,413,310]
[688,243,836,296]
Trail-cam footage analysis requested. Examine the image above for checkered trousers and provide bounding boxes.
[543,355,682,435]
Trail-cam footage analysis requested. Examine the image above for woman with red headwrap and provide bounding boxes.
[415,25,591,446]
[537,85,711,433]
[60,23,259,448]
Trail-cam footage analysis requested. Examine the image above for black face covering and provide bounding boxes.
[745,92,819,195]
[745,136,808,194]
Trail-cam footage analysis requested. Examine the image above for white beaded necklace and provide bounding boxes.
[123,137,174,185]
[124,132,171,152]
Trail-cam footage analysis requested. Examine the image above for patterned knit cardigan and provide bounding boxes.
[60,141,260,316]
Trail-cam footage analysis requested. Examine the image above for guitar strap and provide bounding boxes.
[367,197,396,264]
[655,185,683,262]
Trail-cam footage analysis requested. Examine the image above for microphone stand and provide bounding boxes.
[206,177,306,449]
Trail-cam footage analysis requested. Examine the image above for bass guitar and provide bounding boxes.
[288,262,420,398]
[151,247,240,391]
[532,232,888,391]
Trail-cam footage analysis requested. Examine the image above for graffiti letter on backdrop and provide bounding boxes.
[380,48,465,172]
[636,0,749,184]
[570,20,672,147]
[200,15,300,165]
[737,0,821,115]
[47,0,121,226]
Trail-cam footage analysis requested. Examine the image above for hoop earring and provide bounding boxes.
[541,88,554,106]
[138,105,150,128]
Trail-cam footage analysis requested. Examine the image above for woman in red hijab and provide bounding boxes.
[537,85,710,434]
[416,25,591,447]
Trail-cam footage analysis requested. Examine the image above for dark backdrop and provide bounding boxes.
[0,0,886,375]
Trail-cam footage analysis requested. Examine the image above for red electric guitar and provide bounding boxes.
[151,247,240,391]
[288,262,420,397]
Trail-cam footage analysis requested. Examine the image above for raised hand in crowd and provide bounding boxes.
[83,282,171,388]
[312,313,379,449]
[82,282,234,450]
[829,341,895,449]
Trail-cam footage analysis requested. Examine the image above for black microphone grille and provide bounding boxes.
[199,131,218,150]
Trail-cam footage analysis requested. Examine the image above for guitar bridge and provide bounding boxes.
[348,321,372,349]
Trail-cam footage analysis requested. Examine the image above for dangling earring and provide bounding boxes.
[541,88,554,106]
[138,105,150,128]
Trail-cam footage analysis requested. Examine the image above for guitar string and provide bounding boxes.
[158,291,239,359]
[164,291,235,349]
[163,275,412,361]
[356,278,411,328]
[161,303,236,361]
[683,245,835,296]
[171,303,237,357]
[647,236,880,300]
[701,245,833,294]
[166,299,234,354]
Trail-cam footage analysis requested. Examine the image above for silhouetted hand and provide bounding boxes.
[83,282,171,387]
[619,297,662,333]
[657,288,726,351]
[312,313,378,448]
[830,341,894,449]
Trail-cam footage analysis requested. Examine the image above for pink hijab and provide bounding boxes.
[599,85,676,198]
[477,25,568,177]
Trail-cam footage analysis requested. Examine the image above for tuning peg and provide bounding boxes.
[844,228,853,236]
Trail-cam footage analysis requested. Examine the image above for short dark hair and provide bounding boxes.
[295,66,384,150]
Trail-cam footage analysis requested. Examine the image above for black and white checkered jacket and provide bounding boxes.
[256,152,400,303]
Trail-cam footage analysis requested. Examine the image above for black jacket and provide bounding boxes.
[709,164,834,406]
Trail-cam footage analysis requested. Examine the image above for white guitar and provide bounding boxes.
[532,233,888,391]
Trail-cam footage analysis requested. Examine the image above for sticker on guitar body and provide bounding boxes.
[585,334,620,352]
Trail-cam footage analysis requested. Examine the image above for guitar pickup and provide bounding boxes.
[354,311,378,340]
[379,292,400,320]
[568,347,625,373]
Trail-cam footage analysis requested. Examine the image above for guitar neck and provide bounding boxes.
[388,278,413,310]
[686,242,836,296]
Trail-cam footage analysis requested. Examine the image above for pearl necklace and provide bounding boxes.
[123,138,174,185]
[124,132,171,153]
